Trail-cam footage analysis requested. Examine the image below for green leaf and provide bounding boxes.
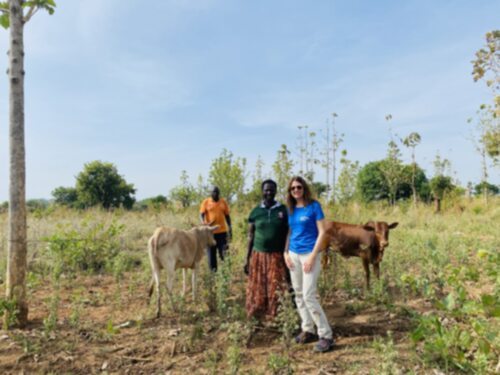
[478,338,491,355]
[443,293,456,311]
[0,13,8,29]
[480,293,495,306]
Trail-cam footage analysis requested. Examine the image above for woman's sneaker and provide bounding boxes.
[314,337,334,352]
[295,331,318,344]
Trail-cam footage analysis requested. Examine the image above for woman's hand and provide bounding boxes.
[303,253,316,273]
[284,252,294,270]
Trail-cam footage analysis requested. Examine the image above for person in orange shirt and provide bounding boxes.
[199,186,232,271]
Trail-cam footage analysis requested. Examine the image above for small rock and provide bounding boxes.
[115,320,137,329]
[167,328,181,337]
[101,361,108,370]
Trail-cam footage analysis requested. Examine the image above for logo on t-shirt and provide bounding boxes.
[278,212,284,219]
[299,216,309,222]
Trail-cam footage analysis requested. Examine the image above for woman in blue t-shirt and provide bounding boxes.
[284,176,333,353]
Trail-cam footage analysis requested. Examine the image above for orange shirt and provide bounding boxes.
[199,198,230,234]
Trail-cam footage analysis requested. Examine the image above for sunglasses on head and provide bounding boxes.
[290,185,303,191]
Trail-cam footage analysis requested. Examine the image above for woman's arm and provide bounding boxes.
[303,218,326,273]
[284,228,294,270]
[244,223,256,275]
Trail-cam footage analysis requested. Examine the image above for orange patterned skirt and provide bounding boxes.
[245,251,288,320]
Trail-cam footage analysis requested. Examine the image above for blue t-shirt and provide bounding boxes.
[288,200,325,254]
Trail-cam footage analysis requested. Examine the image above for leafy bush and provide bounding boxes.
[0,297,19,329]
[357,160,429,203]
[44,220,125,276]
[411,262,499,373]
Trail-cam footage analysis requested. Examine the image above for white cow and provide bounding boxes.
[147,224,219,318]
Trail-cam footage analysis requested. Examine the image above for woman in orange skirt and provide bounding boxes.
[244,179,289,320]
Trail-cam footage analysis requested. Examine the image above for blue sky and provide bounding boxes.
[0,0,498,201]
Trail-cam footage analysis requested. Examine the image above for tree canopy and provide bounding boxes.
[208,149,246,203]
[357,160,429,203]
[75,161,136,209]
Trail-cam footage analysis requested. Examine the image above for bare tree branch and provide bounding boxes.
[23,5,39,24]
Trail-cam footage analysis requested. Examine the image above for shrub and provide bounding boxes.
[44,220,125,277]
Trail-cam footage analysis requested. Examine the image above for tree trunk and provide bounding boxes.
[434,196,441,213]
[481,148,488,204]
[5,0,28,327]
[412,160,417,207]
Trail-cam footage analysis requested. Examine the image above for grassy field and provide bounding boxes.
[0,198,498,374]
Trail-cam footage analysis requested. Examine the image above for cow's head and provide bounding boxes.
[201,224,220,247]
[364,221,398,262]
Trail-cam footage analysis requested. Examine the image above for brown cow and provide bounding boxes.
[147,224,219,318]
[321,221,398,288]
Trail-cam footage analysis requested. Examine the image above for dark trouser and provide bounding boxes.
[207,232,228,272]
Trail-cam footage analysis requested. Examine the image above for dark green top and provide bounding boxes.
[248,202,289,253]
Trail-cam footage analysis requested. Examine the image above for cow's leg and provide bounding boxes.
[321,248,330,269]
[362,257,370,289]
[373,262,380,280]
[165,264,177,312]
[332,251,339,287]
[192,266,197,300]
[182,269,187,297]
[148,277,155,301]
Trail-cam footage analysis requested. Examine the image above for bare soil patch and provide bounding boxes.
[0,270,428,374]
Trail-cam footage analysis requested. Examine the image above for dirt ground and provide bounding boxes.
[0,267,435,375]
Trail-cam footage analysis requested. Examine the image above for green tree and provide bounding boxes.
[75,161,136,209]
[1,0,56,328]
[195,174,207,201]
[272,144,294,201]
[380,139,405,205]
[311,181,328,199]
[429,154,454,212]
[402,132,422,206]
[208,149,246,203]
[357,161,389,203]
[247,155,266,203]
[472,30,500,170]
[318,113,343,203]
[136,195,169,210]
[474,181,499,196]
[52,186,78,207]
[398,164,430,202]
[468,105,498,202]
[357,160,429,203]
[26,199,49,212]
[169,170,197,208]
[336,150,360,203]
[472,30,499,118]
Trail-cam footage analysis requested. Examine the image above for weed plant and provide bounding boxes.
[371,331,401,375]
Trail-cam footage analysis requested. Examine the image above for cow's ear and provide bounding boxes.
[363,225,375,232]
[388,222,399,229]
[209,225,220,232]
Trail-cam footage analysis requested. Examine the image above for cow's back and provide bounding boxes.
[324,221,376,258]
[151,227,198,269]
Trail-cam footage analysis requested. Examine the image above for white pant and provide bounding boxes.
[289,252,332,339]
